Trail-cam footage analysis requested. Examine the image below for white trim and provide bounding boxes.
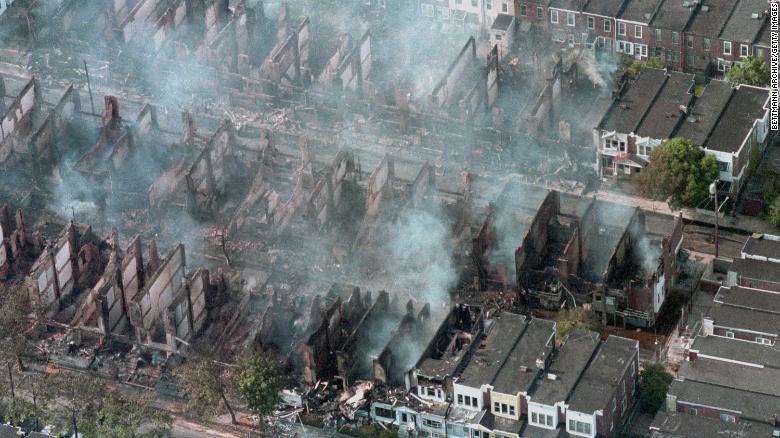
[676,400,742,415]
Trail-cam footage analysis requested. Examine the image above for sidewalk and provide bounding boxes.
[593,188,779,235]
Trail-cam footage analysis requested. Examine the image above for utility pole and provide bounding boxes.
[710,181,719,258]
[84,60,96,115]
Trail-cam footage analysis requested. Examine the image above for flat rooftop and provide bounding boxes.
[650,0,697,31]
[618,0,662,24]
[650,412,776,438]
[707,302,780,336]
[530,329,599,406]
[458,312,527,387]
[731,257,780,284]
[719,0,767,43]
[567,336,637,413]
[675,79,732,148]
[599,68,667,135]
[742,234,780,261]
[691,335,780,369]
[685,0,735,38]
[635,71,694,140]
[667,378,780,423]
[492,318,556,396]
[704,85,768,154]
[678,356,780,397]
[714,285,780,314]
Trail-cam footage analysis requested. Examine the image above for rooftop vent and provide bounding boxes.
[520,365,529,372]
[547,373,558,381]
[682,1,691,7]
[751,12,759,19]
[772,430,780,438]
[701,5,709,12]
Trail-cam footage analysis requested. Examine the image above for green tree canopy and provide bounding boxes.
[727,56,770,87]
[639,362,673,413]
[767,196,780,228]
[555,308,601,341]
[50,372,104,438]
[175,357,237,424]
[98,392,172,437]
[235,353,280,417]
[636,137,719,209]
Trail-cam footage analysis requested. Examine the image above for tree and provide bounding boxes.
[50,372,104,438]
[639,362,673,413]
[235,353,280,417]
[636,138,719,209]
[98,391,172,437]
[175,357,237,424]
[555,308,600,340]
[727,56,770,87]
[0,283,31,397]
[767,196,780,228]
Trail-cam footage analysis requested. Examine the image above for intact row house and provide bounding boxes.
[595,68,770,195]
[371,311,640,438]
[417,0,773,78]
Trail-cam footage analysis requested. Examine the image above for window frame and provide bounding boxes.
[617,21,626,36]
[724,41,732,55]
[604,20,611,33]
[587,16,594,29]
[566,12,575,27]
[740,44,749,57]
[635,25,642,39]
[550,9,559,24]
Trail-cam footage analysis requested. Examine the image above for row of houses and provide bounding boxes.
[419,0,773,78]
[595,68,771,195]
[371,311,640,438]
[650,234,780,436]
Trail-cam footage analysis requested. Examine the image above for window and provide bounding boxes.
[587,16,594,29]
[471,0,478,6]
[686,35,693,48]
[638,143,654,157]
[724,41,732,55]
[495,34,502,40]
[567,12,575,26]
[756,337,773,345]
[689,407,698,416]
[740,44,749,57]
[672,31,679,44]
[726,330,735,338]
[502,0,508,12]
[568,33,575,45]
[638,44,648,57]
[537,6,543,18]
[604,20,611,32]
[569,420,592,435]
[717,161,729,172]
[421,3,434,17]
[423,418,442,428]
[437,6,449,18]
[720,413,736,423]
[427,387,435,396]
[552,29,566,42]
[635,25,642,39]
[375,406,394,419]
[519,4,527,16]
[655,28,662,41]
[618,21,626,36]
[703,38,711,51]
[530,412,554,428]
[550,9,558,24]
[457,394,463,404]
[755,47,765,59]
[494,402,500,412]
[486,0,492,10]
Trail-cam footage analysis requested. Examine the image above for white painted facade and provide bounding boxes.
[566,409,598,438]
[527,401,560,429]
[453,382,485,411]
